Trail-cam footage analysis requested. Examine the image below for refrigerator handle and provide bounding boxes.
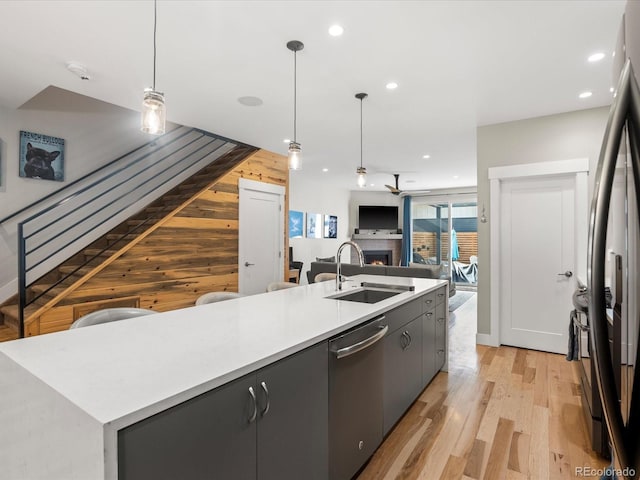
[589,58,640,478]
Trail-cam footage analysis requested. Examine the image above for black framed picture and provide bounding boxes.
[19,130,65,181]
[324,214,337,238]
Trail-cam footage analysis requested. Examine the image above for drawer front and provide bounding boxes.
[385,297,422,333]
[422,291,437,313]
[435,286,447,306]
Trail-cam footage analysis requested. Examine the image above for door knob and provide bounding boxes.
[245,262,255,267]
[557,271,573,278]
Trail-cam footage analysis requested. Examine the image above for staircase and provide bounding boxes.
[0,129,258,341]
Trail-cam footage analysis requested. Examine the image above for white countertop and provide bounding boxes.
[0,275,446,430]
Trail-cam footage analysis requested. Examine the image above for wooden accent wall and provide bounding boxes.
[412,232,477,264]
[35,149,288,334]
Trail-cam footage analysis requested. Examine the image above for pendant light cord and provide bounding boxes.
[360,97,363,169]
[153,0,157,90]
[293,50,297,143]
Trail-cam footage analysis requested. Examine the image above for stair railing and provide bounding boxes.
[4,126,242,337]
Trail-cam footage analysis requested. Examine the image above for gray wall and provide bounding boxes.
[476,106,610,336]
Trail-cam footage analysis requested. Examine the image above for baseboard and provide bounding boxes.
[476,333,499,347]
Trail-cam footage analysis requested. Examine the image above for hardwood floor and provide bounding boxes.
[358,293,608,479]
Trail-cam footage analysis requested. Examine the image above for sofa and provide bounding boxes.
[306,261,456,297]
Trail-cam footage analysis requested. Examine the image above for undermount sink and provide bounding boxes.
[327,287,404,304]
[359,282,415,292]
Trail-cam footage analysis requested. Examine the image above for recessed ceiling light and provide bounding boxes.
[610,87,615,93]
[322,168,329,172]
[588,52,606,62]
[328,25,344,36]
[369,183,375,187]
[283,138,290,143]
[386,82,398,90]
[237,96,263,107]
[406,180,416,184]
[453,175,459,179]
[423,154,430,159]
[579,91,593,99]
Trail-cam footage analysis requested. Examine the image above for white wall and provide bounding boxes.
[288,172,351,284]
[0,91,162,302]
[476,106,610,337]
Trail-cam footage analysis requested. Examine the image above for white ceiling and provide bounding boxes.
[0,0,626,193]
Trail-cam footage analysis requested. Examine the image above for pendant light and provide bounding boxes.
[356,92,368,187]
[287,40,304,170]
[141,0,165,135]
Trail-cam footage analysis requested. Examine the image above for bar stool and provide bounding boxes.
[69,307,155,329]
[267,282,299,292]
[195,292,244,305]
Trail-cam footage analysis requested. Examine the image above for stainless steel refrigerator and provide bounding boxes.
[588,2,640,478]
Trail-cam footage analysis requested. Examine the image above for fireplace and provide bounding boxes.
[363,250,393,266]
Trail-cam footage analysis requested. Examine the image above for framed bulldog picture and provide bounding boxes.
[19,131,65,182]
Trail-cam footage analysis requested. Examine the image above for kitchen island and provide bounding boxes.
[0,275,447,480]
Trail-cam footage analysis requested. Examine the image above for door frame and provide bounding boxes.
[483,158,589,347]
[238,178,286,294]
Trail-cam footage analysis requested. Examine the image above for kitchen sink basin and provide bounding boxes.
[359,282,415,292]
[327,287,403,304]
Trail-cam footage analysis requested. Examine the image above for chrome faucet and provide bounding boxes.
[336,241,365,290]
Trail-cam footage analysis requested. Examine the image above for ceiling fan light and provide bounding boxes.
[141,89,166,135]
[356,166,367,188]
[288,141,302,170]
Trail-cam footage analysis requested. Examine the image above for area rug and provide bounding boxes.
[448,291,474,313]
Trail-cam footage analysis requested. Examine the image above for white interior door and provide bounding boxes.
[499,175,575,353]
[239,179,285,295]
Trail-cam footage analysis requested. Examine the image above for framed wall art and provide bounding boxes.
[289,210,305,238]
[19,130,65,182]
[323,214,337,238]
[306,212,323,239]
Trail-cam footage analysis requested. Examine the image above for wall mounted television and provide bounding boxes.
[358,205,399,230]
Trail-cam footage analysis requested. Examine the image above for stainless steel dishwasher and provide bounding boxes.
[329,315,388,480]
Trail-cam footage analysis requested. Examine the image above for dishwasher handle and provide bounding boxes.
[333,324,388,359]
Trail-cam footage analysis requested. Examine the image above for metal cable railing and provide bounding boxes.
[9,126,242,337]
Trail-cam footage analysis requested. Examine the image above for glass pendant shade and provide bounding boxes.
[357,166,367,188]
[288,141,302,170]
[141,89,166,135]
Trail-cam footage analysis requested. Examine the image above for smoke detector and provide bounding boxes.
[66,62,91,80]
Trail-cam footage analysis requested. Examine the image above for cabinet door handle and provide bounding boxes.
[248,386,257,423]
[426,312,433,318]
[406,330,412,347]
[437,318,445,324]
[260,381,270,417]
[425,299,433,304]
[401,331,409,350]
[437,293,445,298]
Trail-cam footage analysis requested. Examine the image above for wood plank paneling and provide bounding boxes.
[413,232,478,264]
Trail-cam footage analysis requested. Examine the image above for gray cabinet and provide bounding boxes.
[422,286,447,386]
[435,301,447,371]
[118,373,257,480]
[258,342,328,480]
[383,315,423,434]
[422,308,437,385]
[118,342,328,480]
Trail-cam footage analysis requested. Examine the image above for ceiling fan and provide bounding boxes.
[385,174,402,195]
